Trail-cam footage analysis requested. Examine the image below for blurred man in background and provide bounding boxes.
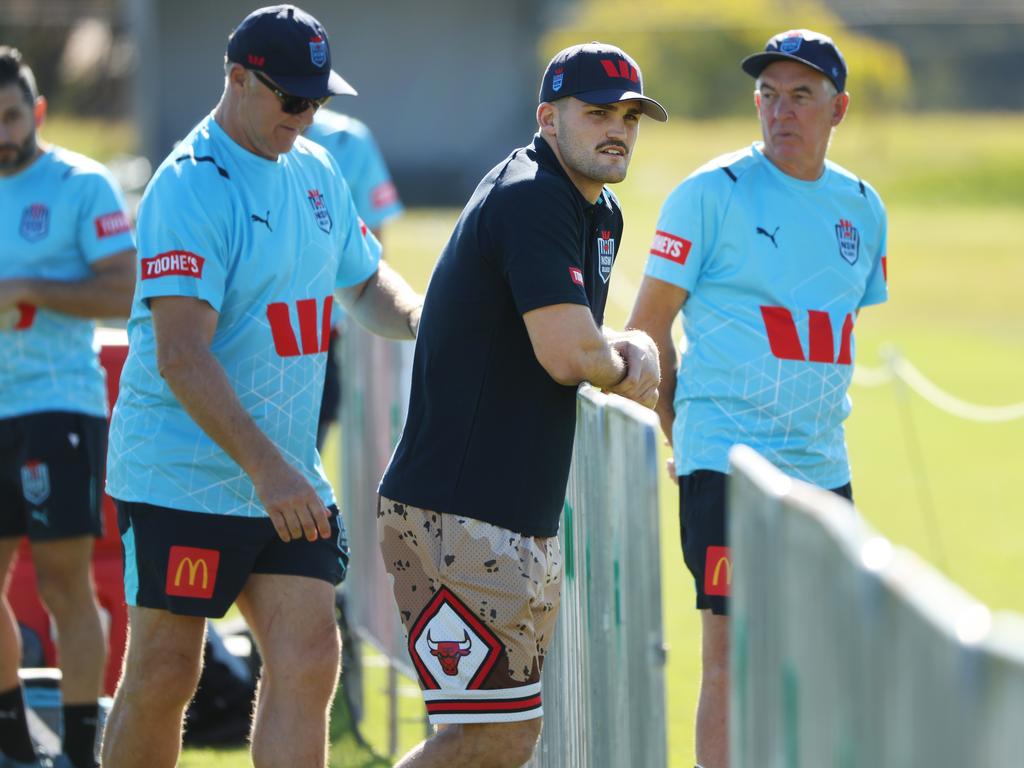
[378,42,665,768]
[0,46,135,768]
[627,29,888,768]
[101,6,422,767]
[304,107,404,450]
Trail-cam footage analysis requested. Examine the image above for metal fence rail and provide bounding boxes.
[339,322,667,765]
[729,445,1024,768]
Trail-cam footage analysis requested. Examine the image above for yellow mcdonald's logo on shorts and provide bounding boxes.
[704,545,732,597]
[176,558,208,589]
[165,545,220,599]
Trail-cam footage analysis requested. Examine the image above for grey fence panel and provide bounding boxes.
[338,319,415,672]
[729,445,1024,768]
[529,386,667,768]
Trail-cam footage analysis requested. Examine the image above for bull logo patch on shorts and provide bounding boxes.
[408,586,503,690]
[597,230,615,284]
[19,204,49,242]
[20,461,50,506]
[307,189,333,234]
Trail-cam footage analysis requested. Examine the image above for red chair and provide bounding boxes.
[7,331,129,696]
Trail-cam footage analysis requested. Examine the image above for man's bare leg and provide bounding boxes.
[237,574,340,768]
[99,607,205,768]
[395,719,542,768]
[695,610,729,768]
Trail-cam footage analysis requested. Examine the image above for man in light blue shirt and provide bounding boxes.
[101,7,423,767]
[0,46,135,768]
[628,30,888,768]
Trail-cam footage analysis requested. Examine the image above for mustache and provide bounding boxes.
[596,140,628,154]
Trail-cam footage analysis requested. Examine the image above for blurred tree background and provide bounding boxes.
[0,0,134,118]
[542,0,1024,116]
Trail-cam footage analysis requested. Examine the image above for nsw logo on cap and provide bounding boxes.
[552,68,564,92]
[309,35,327,67]
[780,35,803,53]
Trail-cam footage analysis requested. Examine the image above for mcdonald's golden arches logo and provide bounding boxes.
[704,545,732,597]
[165,545,220,599]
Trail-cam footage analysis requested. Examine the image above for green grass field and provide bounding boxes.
[43,112,1024,766]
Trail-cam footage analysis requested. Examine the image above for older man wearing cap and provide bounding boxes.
[626,29,888,768]
[377,42,666,768]
[100,5,423,767]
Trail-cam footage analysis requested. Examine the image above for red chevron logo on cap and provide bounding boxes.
[600,59,638,83]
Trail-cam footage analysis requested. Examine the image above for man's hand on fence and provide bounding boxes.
[608,331,660,409]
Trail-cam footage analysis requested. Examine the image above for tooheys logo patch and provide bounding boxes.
[650,230,692,265]
[94,211,131,238]
[166,546,220,599]
[371,181,399,210]
[141,251,205,280]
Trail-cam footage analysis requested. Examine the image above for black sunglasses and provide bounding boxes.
[251,70,330,115]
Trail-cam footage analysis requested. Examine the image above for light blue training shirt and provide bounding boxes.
[106,115,381,516]
[304,109,403,231]
[0,146,134,419]
[644,143,888,488]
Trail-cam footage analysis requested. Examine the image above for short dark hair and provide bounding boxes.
[0,47,39,105]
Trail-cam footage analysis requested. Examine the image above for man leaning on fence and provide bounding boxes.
[100,6,423,767]
[0,46,136,768]
[627,30,888,768]
[377,43,666,768]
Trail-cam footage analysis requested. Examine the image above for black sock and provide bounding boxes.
[62,703,99,768]
[0,685,37,762]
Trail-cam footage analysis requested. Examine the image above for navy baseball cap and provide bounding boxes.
[539,42,668,122]
[227,5,356,99]
[741,29,847,93]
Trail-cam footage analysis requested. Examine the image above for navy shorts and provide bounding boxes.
[0,411,106,541]
[117,500,349,618]
[679,469,853,616]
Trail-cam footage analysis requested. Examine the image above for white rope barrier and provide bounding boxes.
[853,344,1024,423]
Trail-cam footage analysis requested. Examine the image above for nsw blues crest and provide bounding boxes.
[780,35,803,53]
[835,218,860,265]
[20,461,50,506]
[20,204,49,242]
[552,68,564,92]
[307,189,333,234]
[597,230,615,284]
[309,36,328,67]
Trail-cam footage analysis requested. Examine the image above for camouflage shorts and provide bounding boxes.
[378,495,562,724]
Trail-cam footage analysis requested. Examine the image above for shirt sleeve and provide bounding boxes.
[860,203,889,308]
[348,131,403,230]
[643,175,712,293]
[334,174,382,290]
[134,172,228,312]
[488,182,589,316]
[76,168,135,263]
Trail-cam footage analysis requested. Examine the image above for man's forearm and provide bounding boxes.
[159,345,283,482]
[339,261,422,340]
[653,333,677,443]
[21,269,135,318]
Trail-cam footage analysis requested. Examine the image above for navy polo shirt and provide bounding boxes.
[379,134,623,537]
